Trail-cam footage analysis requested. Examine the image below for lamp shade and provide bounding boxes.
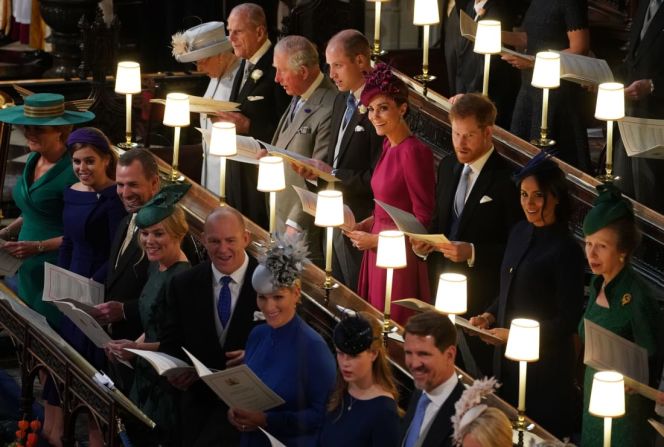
[257,156,285,192]
[531,52,560,89]
[115,61,141,94]
[315,190,344,227]
[163,93,190,127]
[589,371,625,418]
[413,0,440,25]
[367,0,390,2]
[435,273,467,315]
[473,20,501,55]
[376,230,407,269]
[595,82,625,121]
[209,122,237,156]
[505,318,540,362]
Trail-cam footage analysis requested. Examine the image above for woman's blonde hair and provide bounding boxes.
[327,312,399,414]
[138,206,188,252]
[459,407,512,447]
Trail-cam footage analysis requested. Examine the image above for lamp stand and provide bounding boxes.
[512,361,529,447]
[597,120,619,183]
[414,24,436,94]
[170,126,184,182]
[482,54,491,97]
[531,87,555,148]
[382,267,394,345]
[116,93,139,150]
[603,417,612,447]
[371,1,387,61]
[269,191,276,234]
[322,226,338,305]
[219,157,227,205]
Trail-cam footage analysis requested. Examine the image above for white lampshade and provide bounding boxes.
[115,61,141,94]
[531,52,561,89]
[595,82,625,121]
[163,93,190,127]
[209,122,237,156]
[505,318,540,362]
[376,230,407,269]
[473,20,501,55]
[367,0,390,2]
[315,190,344,227]
[257,156,285,192]
[589,371,625,418]
[435,273,467,315]
[413,0,440,25]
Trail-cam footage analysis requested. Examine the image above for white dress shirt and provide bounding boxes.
[210,252,249,346]
[418,372,459,438]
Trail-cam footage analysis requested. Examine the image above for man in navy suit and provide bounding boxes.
[402,311,464,447]
[412,94,520,377]
[159,207,259,447]
[215,3,290,229]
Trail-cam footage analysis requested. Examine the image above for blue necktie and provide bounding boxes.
[404,393,431,447]
[217,276,232,328]
[454,164,472,217]
[342,94,356,130]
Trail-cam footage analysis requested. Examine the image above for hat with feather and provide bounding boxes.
[171,21,233,63]
[252,232,310,295]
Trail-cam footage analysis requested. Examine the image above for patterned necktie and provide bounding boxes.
[240,61,255,89]
[342,94,356,130]
[116,214,136,267]
[282,96,302,131]
[217,276,233,328]
[641,0,663,40]
[404,393,431,447]
[454,164,472,217]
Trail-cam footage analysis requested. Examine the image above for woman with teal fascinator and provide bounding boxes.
[106,183,192,446]
[578,183,661,447]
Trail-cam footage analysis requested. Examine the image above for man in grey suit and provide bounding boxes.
[269,35,337,264]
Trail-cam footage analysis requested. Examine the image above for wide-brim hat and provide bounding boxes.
[0,93,94,126]
[172,21,233,63]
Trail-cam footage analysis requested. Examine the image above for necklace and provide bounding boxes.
[347,395,356,411]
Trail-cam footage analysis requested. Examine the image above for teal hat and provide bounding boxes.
[0,93,94,126]
[136,183,191,229]
[583,183,634,235]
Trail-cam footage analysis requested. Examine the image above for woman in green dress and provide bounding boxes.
[0,93,94,328]
[578,183,661,447]
[106,184,191,446]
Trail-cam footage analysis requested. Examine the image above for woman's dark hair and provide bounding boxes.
[514,154,571,225]
[68,127,118,180]
[604,216,641,259]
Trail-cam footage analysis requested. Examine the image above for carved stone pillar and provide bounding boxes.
[39,0,102,78]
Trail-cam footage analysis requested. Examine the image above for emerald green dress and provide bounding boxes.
[129,261,190,445]
[13,151,77,327]
[578,266,661,447]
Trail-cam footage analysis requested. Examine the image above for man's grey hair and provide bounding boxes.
[229,3,266,28]
[275,35,319,70]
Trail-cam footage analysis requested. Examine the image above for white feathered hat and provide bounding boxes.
[171,22,232,63]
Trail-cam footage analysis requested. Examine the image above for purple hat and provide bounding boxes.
[66,127,112,154]
[360,63,408,107]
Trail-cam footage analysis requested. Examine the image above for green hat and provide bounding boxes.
[0,93,94,126]
[135,183,191,229]
[583,183,634,235]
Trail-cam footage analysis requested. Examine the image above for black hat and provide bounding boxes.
[333,315,375,355]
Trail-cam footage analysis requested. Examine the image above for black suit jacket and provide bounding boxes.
[429,151,520,317]
[617,0,664,118]
[226,46,291,229]
[324,91,383,221]
[401,381,465,447]
[158,257,259,446]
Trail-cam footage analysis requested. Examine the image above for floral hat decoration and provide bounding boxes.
[333,314,376,356]
[171,21,233,63]
[583,182,634,236]
[451,377,500,446]
[252,232,310,295]
[360,62,408,107]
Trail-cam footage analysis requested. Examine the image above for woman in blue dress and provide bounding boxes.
[319,312,400,447]
[228,233,337,447]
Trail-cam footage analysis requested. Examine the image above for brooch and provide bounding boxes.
[621,293,632,306]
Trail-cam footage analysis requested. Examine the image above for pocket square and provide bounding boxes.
[298,126,312,134]
[247,96,264,101]
[354,125,365,132]
[480,195,493,204]
[253,311,266,321]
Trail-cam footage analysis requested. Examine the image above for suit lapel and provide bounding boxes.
[455,152,499,233]
[438,161,462,233]
[278,89,325,147]
[224,257,258,350]
[237,47,273,104]
[636,5,664,61]
[193,263,223,356]
[229,59,245,103]
[422,382,464,447]
[106,215,131,290]
[496,224,532,328]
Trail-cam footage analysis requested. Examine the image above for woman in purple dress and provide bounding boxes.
[347,64,435,323]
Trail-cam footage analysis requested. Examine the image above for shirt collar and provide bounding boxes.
[248,39,272,66]
[424,372,459,407]
[351,84,365,103]
[300,72,324,101]
[466,146,494,175]
[211,251,250,285]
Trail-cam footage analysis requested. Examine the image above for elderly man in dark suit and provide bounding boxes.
[215,2,290,229]
[412,94,520,377]
[402,311,464,447]
[159,206,259,447]
[294,29,382,290]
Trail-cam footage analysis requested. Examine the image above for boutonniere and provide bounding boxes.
[354,125,365,132]
[250,69,263,82]
[621,293,632,306]
[358,104,367,114]
[253,311,266,321]
[298,126,312,134]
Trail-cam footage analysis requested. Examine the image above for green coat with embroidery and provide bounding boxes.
[578,266,661,447]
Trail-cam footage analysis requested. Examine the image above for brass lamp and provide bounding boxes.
[114,61,141,149]
[368,0,390,59]
[530,52,560,147]
[376,230,407,341]
[589,371,625,447]
[413,0,440,83]
[473,20,501,97]
[314,190,344,300]
[595,82,625,182]
[163,93,190,182]
[209,122,237,204]
[257,156,286,234]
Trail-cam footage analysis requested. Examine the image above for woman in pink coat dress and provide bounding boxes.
[347,63,435,323]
